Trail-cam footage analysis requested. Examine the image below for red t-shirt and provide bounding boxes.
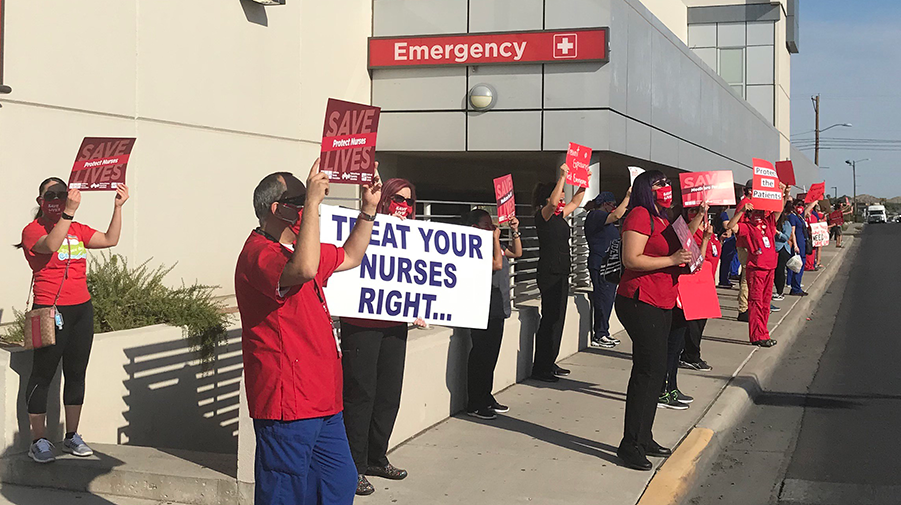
[735,196,753,249]
[737,214,778,270]
[21,220,98,306]
[235,231,346,421]
[617,206,681,310]
[693,229,722,274]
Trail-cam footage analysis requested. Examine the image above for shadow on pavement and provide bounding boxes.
[525,377,627,403]
[460,412,622,465]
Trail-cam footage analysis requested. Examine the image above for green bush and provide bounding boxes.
[3,253,232,367]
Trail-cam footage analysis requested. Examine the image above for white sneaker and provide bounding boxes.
[62,433,93,457]
[590,336,617,348]
[28,438,56,464]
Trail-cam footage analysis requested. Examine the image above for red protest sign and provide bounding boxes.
[775,160,796,186]
[751,158,783,212]
[828,210,845,226]
[679,261,722,321]
[68,138,136,191]
[679,171,736,207]
[565,142,591,188]
[493,174,516,224]
[320,99,381,185]
[672,217,704,273]
[805,182,825,203]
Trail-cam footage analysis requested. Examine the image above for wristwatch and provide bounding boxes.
[511,231,522,238]
[61,212,75,221]
[359,211,376,222]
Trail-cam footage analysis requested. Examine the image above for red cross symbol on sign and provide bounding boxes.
[554,33,578,59]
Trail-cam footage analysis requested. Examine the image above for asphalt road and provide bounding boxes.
[686,223,901,505]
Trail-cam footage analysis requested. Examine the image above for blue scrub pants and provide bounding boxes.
[589,268,618,339]
[788,253,806,294]
[719,237,737,286]
[254,412,357,505]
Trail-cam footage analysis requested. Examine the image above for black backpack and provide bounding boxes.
[598,210,654,284]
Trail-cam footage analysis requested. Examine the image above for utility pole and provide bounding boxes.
[852,161,857,218]
[812,94,821,166]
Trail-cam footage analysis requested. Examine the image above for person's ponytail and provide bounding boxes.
[13,177,67,249]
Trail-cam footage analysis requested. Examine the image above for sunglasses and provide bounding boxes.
[390,194,414,206]
[277,194,306,207]
[653,179,672,188]
[42,191,68,201]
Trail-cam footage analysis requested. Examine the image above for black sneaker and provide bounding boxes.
[366,464,408,480]
[489,401,509,413]
[737,311,750,322]
[466,408,497,420]
[672,389,694,404]
[788,291,809,297]
[553,365,571,377]
[657,392,689,410]
[752,339,778,348]
[590,336,616,348]
[530,372,559,383]
[694,360,712,371]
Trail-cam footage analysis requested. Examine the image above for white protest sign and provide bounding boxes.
[628,166,645,185]
[319,205,493,329]
[811,221,829,248]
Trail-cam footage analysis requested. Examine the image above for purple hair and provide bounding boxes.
[628,170,669,220]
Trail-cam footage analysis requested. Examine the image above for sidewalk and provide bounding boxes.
[359,241,853,505]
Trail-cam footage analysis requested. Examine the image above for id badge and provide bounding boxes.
[333,322,342,359]
[762,236,771,249]
[712,244,719,257]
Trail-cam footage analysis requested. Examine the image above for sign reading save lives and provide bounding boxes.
[68,138,136,191]
[320,99,380,185]
[320,205,492,329]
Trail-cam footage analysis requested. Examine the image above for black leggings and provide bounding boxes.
[467,317,505,412]
[663,308,687,395]
[775,248,792,296]
[26,301,94,415]
[534,273,569,375]
[615,295,671,454]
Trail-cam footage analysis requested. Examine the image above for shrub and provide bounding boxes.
[3,253,232,367]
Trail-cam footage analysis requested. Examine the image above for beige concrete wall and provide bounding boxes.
[0,0,372,323]
[642,0,689,44]
[775,13,793,160]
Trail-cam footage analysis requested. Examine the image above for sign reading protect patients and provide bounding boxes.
[368,28,608,69]
[320,205,493,329]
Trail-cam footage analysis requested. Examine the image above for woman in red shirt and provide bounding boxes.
[727,185,790,347]
[17,177,129,464]
[679,208,722,372]
[340,178,425,496]
[615,170,698,471]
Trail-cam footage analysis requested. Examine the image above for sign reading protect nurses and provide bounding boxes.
[368,28,608,69]
[320,205,493,329]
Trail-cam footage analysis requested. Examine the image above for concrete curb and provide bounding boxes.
[637,236,859,505]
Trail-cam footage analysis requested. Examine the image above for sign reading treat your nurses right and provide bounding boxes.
[319,205,493,329]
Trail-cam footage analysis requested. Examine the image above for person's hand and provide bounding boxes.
[700,202,710,214]
[743,202,754,213]
[361,162,381,215]
[64,189,81,215]
[704,223,714,240]
[559,164,569,179]
[305,158,329,206]
[413,318,428,329]
[509,216,520,232]
[114,184,129,208]
[670,248,692,266]
[794,245,800,254]
[493,227,502,242]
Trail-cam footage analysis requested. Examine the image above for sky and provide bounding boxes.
[790,0,901,198]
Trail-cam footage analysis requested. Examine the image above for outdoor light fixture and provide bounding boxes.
[249,0,285,5]
[0,85,11,94]
[469,83,497,111]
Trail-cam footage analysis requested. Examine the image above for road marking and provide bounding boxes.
[637,428,714,505]
[780,478,901,504]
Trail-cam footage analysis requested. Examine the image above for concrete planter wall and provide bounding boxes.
[0,324,242,456]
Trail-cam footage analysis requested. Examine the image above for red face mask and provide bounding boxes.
[655,187,673,208]
[389,200,412,218]
[290,207,304,235]
[554,201,566,215]
[40,199,64,221]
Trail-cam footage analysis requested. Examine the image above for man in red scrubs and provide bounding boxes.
[235,159,382,505]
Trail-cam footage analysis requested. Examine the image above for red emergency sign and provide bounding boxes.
[368,28,608,69]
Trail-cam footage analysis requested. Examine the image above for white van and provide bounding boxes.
[867,205,887,224]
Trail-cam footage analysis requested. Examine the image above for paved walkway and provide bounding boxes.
[358,243,850,505]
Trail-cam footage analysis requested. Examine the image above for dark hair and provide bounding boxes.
[252,172,293,226]
[377,178,417,218]
[464,209,491,227]
[628,170,669,220]
[777,201,793,228]
[14,177,67,249]
[532,182,556,212]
